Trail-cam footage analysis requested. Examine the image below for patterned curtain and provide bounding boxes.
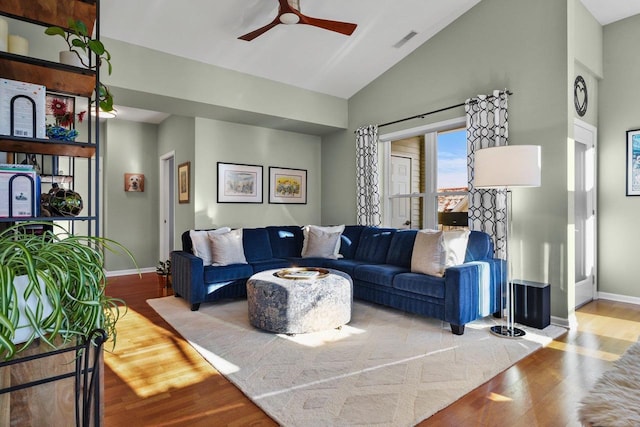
[466,90,509,259]
[355,125,381,226]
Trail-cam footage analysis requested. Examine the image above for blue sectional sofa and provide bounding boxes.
[171,225,505,335]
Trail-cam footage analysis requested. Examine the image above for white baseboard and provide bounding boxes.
[598,292,640,306]
[106,267,155,277]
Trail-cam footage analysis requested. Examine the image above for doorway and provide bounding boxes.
[159,152,175,262]
[574,120,597,308]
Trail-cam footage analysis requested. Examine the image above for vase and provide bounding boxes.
[59,50,87,68]
[12,274,53,345]
[46,125,78,141]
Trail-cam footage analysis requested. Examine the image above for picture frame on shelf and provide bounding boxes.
[626,129,640,196]
[268,166,307,204]
[217,162,263,203]
[178,161,190,204]
[45,93,80,141]
[124,173,144,192]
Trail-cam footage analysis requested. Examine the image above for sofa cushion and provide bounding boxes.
[189,228,231,266]
[302,225,345,258]
[267,226,304,258]
[444,230,471,267]
[322,258,369,276]
[209,228,248,266]
[465,230,493,262]
[339,226,365,259]
[411,230,446,277]
[203,263,253,283]
[354,227,396,263]
[386,229,418,268]
[250,258,291,273]
[354,264,409,287]
[393,272,446,299]
[242,228,273,262]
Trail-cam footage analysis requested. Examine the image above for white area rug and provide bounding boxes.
[148,296,565,426]
[578,339,640,426]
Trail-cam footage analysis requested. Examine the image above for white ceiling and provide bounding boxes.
[100,0,640,122]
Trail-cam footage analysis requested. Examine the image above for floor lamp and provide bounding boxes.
[473,145,541,339]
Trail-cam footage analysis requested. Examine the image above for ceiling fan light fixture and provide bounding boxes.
[280,12,300,25]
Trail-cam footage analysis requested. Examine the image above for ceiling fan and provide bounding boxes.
[238,0,358,41]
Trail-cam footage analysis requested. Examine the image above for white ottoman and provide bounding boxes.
[247,268,352,334]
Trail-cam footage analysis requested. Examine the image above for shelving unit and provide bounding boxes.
[0,1,104,425]
[0,0,99,235]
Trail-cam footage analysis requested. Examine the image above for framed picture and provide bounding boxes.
[124,173,144,192]
[269,166,307,204]
[217,162,263,203]
[627,129,640,196]
[178,161,190,204]
[46,93,76,130]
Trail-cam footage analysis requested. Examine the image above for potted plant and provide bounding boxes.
[0,222,136,361]
[156,259,171,293]
[44,18,115,112]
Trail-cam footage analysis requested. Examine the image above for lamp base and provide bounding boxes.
[490,325,526,339]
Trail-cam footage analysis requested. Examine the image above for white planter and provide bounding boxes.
[59,50,87,68]
[12,274,54,344]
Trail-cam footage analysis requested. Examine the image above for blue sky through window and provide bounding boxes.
[437,129,467,190]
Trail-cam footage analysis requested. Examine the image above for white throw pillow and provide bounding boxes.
[411,229,446,277]
[301,225,345,258]
[443,230,471,267]
[208,228,247,266]
[189,227,231,266]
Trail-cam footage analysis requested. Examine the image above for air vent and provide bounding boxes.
[393,31,418,48]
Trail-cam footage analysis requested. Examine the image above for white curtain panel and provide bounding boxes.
[466,90,509,259]
[355,125,382,226]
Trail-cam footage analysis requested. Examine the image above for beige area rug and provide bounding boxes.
[148,296,565,427]
[578,339,640,427]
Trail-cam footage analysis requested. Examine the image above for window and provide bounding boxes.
[384,119,468,230]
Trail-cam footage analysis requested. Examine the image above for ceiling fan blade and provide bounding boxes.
[300,15,357,36]
[238,18,280,41]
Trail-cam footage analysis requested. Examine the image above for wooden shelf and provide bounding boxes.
[0,53,96,97]
[0,0,96,33]
[0,136,95,158]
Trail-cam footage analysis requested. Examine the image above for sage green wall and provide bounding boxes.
[194,118,321,228]
[103,120,159,271]
[599,14,640,299]
[103,38,348,133]
[323,0,573,319]
[158,115,196,248]
[573,0,602,127]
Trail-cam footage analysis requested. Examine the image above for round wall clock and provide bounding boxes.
[574,75,588,117]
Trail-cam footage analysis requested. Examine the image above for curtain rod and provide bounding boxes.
[378,90,513,128]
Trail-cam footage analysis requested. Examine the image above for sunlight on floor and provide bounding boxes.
[104,308,216,398]
[277,324,366,347]
[487,392,513,402]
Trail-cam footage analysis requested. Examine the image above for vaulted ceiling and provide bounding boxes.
[100,0,640,121]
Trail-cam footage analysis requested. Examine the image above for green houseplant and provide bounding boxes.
[0,222,136,361]
[44,18,114,112]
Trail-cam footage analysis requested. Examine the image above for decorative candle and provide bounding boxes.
[0,19,7,52]
[8,35,28,56]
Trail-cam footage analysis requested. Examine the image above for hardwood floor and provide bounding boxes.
[104,273,640,426]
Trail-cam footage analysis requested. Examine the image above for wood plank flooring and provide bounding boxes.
[104,273,640,426]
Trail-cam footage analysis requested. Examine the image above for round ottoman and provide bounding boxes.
[247,268,352,334]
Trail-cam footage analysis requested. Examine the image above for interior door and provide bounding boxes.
[391,155,411,229]
[159,152,175,262]
[574,120,597,308]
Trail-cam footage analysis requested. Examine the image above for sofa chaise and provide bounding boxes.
[171,225,505,335]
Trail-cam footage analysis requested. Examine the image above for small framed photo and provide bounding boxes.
[124,173,144,192]
[46,93,76,130]
[269,166,307,204]
[627,129,640,196]
[178,161,190,204]
[217,162,263,203]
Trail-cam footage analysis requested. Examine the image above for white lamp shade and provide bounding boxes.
[474,145,541,188]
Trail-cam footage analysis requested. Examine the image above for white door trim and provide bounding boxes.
[159,151,175,262]
[573,118,597,308]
